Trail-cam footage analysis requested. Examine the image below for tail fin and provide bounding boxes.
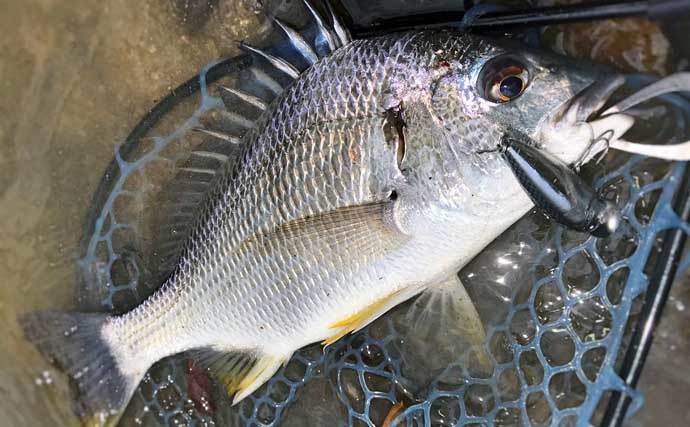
[19,311,139,427]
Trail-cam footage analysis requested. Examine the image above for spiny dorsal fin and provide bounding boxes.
[239,41,302,79]
[272,17,319,65]
[302,0,338,52]
[189,349,286,404]
[192,127,241,145]
[135,0,356,285]
[147,137,244,283]
[323,0,352,46]
[219,86,268,111]
[238,0,351,86]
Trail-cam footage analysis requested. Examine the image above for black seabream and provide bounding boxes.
[22,7,674,426]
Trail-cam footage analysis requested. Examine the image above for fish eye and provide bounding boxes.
[478,56,530,103]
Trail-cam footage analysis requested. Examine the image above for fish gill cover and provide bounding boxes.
[73,2,690,426]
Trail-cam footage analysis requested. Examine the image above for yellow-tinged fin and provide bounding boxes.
[323,288,409,346]
[233,354,286,404]
[189,348,286,405]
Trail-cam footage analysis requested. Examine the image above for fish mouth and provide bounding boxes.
[539,72,690,165]
[550,74,626,125]
[536,74,635,166]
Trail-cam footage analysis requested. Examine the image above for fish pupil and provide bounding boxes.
[500,76,523,99]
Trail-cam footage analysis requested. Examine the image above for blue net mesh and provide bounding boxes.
[75,45,690,427]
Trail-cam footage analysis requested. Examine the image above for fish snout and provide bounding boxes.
[536,74,632,165]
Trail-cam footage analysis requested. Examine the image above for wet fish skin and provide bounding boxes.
[20,30,611,423]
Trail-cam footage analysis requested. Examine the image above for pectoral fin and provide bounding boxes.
[252,200,406,248]
[240,200,410,275]
[189,349,286,404]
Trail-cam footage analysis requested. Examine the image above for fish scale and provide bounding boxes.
[110,36,417,352]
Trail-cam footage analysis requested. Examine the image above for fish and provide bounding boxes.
[20,22,640,427]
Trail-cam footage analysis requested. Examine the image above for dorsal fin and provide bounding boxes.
[219,85,268,111]
[273,17,320,65]
[75,1,354,424]
[134,0,353,287]
[146,137,242,283]
[323,0,352,46]
[302,0,339,52]
[240,41,302,79]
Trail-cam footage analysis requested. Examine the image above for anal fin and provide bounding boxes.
[189,349,286,405]
[233,354,286,404]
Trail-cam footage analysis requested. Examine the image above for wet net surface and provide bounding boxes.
[74,6,690,427]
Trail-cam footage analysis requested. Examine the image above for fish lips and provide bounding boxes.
[535,74,632,165]
[547,74,626,128]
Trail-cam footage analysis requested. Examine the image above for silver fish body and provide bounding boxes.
[21,29,621,423]
[109,30,604,387]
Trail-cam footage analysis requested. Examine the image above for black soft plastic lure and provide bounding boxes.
[502,135,621,237]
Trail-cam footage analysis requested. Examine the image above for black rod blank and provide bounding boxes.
[467,0,649,30]
[348,0,690,37]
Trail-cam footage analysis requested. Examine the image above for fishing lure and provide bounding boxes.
[501,134,621,237]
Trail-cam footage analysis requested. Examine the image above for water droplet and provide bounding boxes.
[42,371,53,385]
